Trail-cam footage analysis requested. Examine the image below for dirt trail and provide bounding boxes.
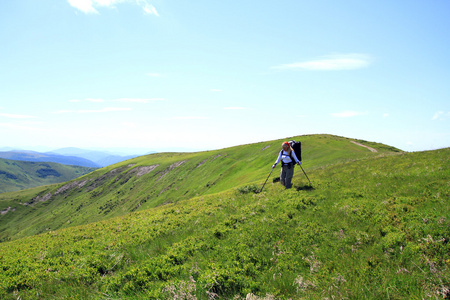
[351,141,378,152]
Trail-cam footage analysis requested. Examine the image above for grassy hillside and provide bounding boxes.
[0,143,447,299]
[0,135,398,242]
[0,158,96,193]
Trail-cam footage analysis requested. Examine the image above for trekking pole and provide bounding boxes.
[300,165,312,185]
[259,167,274,193]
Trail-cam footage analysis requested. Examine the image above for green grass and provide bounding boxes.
[0,158,96,193]
[0,134,395,242]
[0,135,448,299]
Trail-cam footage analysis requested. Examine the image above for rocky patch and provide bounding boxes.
[196,159,209,168]
[131,165,159,177]
[1,206,15,215]
[55,180,89,195]
[157,161,187,181]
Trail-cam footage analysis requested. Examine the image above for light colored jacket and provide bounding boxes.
[273,150,300,166]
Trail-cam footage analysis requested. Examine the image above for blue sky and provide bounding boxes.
[1,0,449,154]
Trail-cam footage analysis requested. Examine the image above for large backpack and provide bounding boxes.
[289,140,302,162]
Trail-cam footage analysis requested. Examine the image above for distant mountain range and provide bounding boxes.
[0,147,151,168]
[46,147,141,167]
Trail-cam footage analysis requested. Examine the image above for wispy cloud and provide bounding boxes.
[0,122,42,131]
[171,116,209,120]
[68,0,99,14]
[330,111,367,118]
[55,107,132,114]
[0,113,36,119]
[68,0,159,16]
[146,73,163,77]
[69,98,104,103]
[121,121,137,129]
[224,107,245,110]
[69,98,165,103]
[115,98,166,103]
[272,54,371,71]
[140,1,159,16]
[432,111,450,120]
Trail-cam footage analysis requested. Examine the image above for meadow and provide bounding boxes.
[0,158,96,193]
[0,135,448,299]
[0,134,392,242]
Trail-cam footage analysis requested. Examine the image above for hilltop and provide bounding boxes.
[0,134,448,299]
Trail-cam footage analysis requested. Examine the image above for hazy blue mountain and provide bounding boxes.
[47,148,139,167]
[0,151,100,168]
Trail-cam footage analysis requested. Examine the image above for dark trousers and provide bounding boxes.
[280,164,294,189]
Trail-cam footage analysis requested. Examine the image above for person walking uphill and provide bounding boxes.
[272,141,301,189]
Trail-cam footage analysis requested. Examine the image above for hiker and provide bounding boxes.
[272,141,301,189]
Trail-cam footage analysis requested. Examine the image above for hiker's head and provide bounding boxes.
[282,142,290,151]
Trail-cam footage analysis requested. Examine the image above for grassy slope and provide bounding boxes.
[0,158,96,193]
[0,145,448,299]
[0,134,396,242]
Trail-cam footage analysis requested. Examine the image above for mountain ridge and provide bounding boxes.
[0,150,100,168]
[46,147,141,167]
[0,134,447,299]
[0,147,146,168]
[0,134,401,242]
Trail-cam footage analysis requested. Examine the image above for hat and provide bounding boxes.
[282,141,289,146]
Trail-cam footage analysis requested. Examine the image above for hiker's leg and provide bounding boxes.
[280,167,286,187]
[285,166,294,189]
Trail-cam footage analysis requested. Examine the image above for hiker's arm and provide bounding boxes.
[272,151,282,168]
[291,151,301,165]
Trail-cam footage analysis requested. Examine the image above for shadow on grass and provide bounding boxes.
[295,184,314,191]
[272,177,314,191]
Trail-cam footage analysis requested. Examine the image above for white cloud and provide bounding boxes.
[171,116,209,120]
[87,98,105,103]
[330,111,367,118]
[0,113,36,119]
[69,98,105,103]
[146,73,163,77]
[68,98,164,104]
[383,113,389,118]
[55,107,132,114]
[121,121,137,129]
[0,122,42,131]
[139,1,159,16]
[68,0,99,14]
[68,0,159,15]
[432,111,450,120]
[115,98,166,103]
[272,54,371,71]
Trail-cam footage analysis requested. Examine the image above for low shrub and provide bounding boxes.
[237,184,260,194]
